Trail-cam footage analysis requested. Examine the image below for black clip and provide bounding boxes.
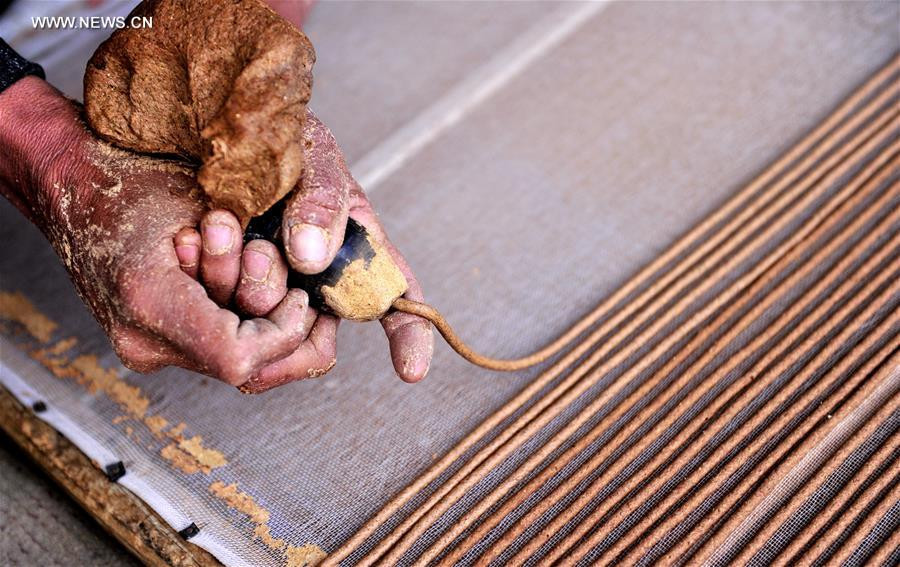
[105,461,126,482]
[178,522,200,540]
[31,401,47,413]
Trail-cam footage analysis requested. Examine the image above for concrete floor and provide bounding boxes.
[0,433,138,566]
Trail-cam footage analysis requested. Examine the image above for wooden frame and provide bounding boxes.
[0,385,221,567]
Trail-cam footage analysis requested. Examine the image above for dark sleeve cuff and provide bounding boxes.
[0,38,46,94]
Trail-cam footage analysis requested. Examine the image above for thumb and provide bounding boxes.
[283,112,352,274]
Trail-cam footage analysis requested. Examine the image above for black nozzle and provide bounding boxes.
[244,201,376,313]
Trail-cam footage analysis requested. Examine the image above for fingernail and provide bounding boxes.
[175,244,199,267]
[410,354,430,380]
[286,288,309,308]
[402,347,430,382]
[290,224,328,264]
[204,224,233,255]
[242,250,271,281]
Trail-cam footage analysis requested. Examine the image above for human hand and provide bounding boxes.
[173,110,435,386]
[1,79,433,389]
[74,0,431,386]
[0,78,333,391]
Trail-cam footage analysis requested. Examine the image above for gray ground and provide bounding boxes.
[0,433,138,567]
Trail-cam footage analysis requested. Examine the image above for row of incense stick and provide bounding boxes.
[329,55,900,566]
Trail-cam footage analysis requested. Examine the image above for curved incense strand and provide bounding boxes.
[392,298,577,371]
[330,57,900,566]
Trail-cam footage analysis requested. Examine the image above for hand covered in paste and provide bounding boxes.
[175,111,435,387]
[0,79,337,391]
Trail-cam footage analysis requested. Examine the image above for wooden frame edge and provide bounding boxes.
[0,384,223,567]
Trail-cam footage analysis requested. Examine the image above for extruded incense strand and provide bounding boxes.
[442,163,900,566]
[296,104,891,379]
[334,61,900,566]
[390,298,580,371]
[399,143,900,566]
[370,97,900,567]
[241,207,587,370]
[360,87,900,559]
[494,165,900,567]
[328,57,900,565]
[394,90,899,372]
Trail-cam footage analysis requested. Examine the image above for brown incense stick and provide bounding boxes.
[391,298,585,371]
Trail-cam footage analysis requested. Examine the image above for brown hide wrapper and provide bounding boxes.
[83,0,315,224]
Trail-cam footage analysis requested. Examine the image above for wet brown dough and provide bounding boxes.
[321,233,408,322]
[84,0,315,223]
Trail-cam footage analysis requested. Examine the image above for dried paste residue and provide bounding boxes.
[168,422,186,438]
[72,354,150,417]
[161,435,227,474]
[0,291,58,342]
[2,291,227,476]
[210,481,326,565]
[286,545,329,567]
[21,420,56,453]
[210,481,270,524]
[159,444,202,474]
[145,415,169,437]
[3,292,326,560]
